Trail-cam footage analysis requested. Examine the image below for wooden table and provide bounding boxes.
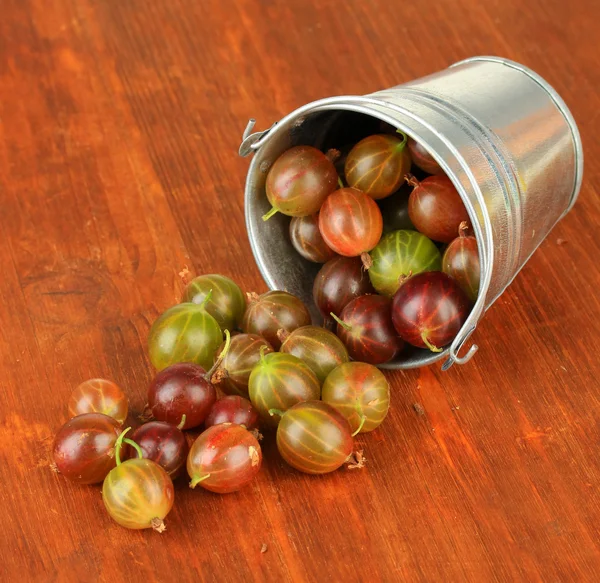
[1,0,599,581]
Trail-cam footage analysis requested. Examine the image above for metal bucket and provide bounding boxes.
[239,56,583,370]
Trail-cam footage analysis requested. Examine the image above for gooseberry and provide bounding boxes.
[289,214,337,263]
[68,378,128,425]
[318,188,383,260]
[127,421,189,478]
[102,429,174,532]
[322,362,390,433]
[187,424,262,493]
[274,401,354,474]
[392,271,471,352]
[442,221,480,302]
[368,230,442,297]
[53,413,121,484]
[248,349,320,427]
[182,274,245,331]
[263,146,338,220]
[407,137,443,175]
[211,333,274,398]
[204,395,260,430]
[407,174,471,243]
[331,295,403,365]
[313,256,375,320]
[344,133,411,199]
[148,297,222,371]
[241,290,311,350]
[279,325,349,384]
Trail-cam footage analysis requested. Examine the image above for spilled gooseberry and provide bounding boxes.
[68,378,128,425]
[148,295,222,371]
[322,362,390,433]
[53,413,121,484]
[204,395,260,430]
[248,348,320,427]
[102,428,174,532]
[211,333,274,398]
[279,325,349,384]
[127,421,189,479]
[182,274,245,331]
[241,290,311,350]
[187,424,262,493]
[274,401,354,474]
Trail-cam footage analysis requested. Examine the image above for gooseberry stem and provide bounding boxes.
[337,176,344,189]
[262,206,279,222]
[200,288,213,310]
[177,414,187,430]
[123,438,143,459]
[395,130,408,151]
[259,344,269,365]
[361,252,373,270]
[421,332,442,353]
[189,474,211,489]
[330,312,352,331]
[405,173,420,189]
[268,408,285,417]
[276,328,290,344]
[206,329,231,381]
[458,220,469,238]
[352,415,367,437]
[114,427,132,466]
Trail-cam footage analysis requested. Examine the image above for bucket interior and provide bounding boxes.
[245,108,468,369]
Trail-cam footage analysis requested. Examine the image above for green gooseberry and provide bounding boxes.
[368,230,442,297]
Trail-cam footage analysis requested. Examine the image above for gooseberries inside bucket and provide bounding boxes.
[244,108,481,370]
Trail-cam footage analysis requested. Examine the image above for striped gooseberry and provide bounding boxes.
[148,294,222,371]
[313,256,375,321]
[263,146,338,220]
[407,137,443,175]
[211,333,274,397]
[241,290,311,350]
[442,221,480,302]
[102,428,174,532]
[248,348,320,427]
[391,271,471,352]
[344,133,411,200]
[187,424,262,493]
[146,332,231,429]
[274,401,354,474]
[279,325,349,384]
[68,378,128,425]
[322,362,390,434]
[318,188,383,261]
[331,295,403,365]
[368,230,442,297]
[406,174,471,243]
[182,274,246,332]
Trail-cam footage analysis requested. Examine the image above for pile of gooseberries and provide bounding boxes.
[51,130,481,533]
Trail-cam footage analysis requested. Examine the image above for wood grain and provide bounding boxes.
[1,0,599,581]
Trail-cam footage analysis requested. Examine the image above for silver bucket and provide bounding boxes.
[239,56,583,370]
